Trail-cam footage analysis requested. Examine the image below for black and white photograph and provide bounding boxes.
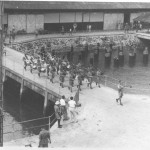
[0,0,150,149]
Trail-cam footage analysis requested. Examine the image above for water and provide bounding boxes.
[3,77,55,142]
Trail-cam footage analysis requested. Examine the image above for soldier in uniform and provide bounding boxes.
[77,72,82,91]
[59,69,65,88]
[23,55,28,70]
[50,65,56,83]
[39,128,51,147]
[87,70,93,89]
[116,80,124,106]
[96,69,101,88]
[68,71,74,92]
[37,57,41,77]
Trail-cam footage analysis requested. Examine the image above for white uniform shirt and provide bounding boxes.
[68,100,76,108]
[60,99,66,106]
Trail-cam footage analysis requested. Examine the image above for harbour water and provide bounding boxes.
[3,77,55,142]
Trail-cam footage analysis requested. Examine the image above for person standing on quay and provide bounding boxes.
[68,96,78,123]
[60,95,68,121]
[39,128,51,147]
[143,47,149,66]
[54,101,62,128]
[116,80,124,106]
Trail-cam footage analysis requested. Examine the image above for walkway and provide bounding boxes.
[3,47,97,98]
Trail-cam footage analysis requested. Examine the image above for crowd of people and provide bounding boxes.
[23,44,103,92]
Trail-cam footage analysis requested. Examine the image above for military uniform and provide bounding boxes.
[68,73,74,92]
[39,129,51,147]
[96,70,101,88]
[87,71,93,89]
[77,73,82,91]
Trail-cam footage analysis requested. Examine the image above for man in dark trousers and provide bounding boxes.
[54,101,62,128]
[39,128,51,147]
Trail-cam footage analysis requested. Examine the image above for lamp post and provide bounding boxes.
[0,1,4,147]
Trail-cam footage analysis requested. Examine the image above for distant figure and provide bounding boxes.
[35,29,38,37]
[124,23,129,33]
[38,128,51,147]
[116,80,124,106]
[89,25,91,32]
[143,47,149,66]
[69,28,72,35]
[73,23,77,33]
[61,26,64,35]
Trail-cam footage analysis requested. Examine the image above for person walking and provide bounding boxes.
[38,128,51,147]
[68,96,78,123]
[54,101,62,128]
[60,95,68,121]
[96,69,101,88]
[116,80,124,106]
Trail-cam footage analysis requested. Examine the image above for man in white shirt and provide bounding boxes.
[68,96,77,123]
[60,95,67,120]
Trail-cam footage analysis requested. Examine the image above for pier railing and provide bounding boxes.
[3,113,56,142]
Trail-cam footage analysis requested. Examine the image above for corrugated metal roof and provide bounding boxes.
[4,1,150,10]
[133,12,150,23]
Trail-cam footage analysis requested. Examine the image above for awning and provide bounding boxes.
[133,12,150,23]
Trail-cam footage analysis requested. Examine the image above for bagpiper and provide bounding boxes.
[96,69,101,88]
[50,65,56,83]
[87,71,93,89]
[68,71,74,92]
[59,69,65,88]
[77,72,82,91]
[37,57,41,77]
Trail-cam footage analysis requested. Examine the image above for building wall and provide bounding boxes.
[8,14,26,31]
[8,14,44,33]
[103,13,124,30]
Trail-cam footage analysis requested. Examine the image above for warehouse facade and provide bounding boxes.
[3,1,150,33]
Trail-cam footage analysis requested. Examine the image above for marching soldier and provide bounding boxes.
[59,69,65,88]
[68,72,74,92]
[77,72,82,91]
[96,69,101,88]
[87,71,93,89]
[46,63,50,77]
[50,65,56,83]
[116,80,124,106]
[23,55,27,70]
[37,57,41,77]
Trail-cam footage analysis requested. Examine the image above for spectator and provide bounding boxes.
[89,25,91,32]
[54,100,62,128]
[143,47,149,66]
[60,95,68,120]
[35,29,38,38]
[68,96,78,123]
[61,26,64,35]
[38,128,51,147]
[69,28,72,36]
